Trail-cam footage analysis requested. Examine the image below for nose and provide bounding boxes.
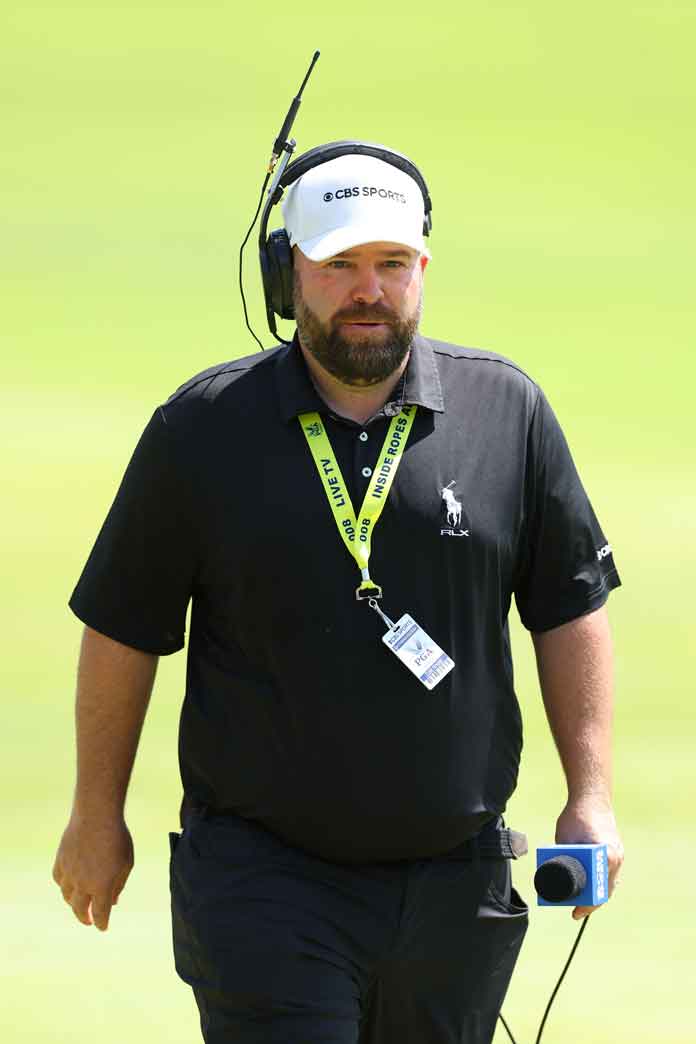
[350,265,384,305]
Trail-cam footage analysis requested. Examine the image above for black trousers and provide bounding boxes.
[170,812,528,1044]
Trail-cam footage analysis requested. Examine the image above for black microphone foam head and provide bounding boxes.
[534,855,587,903]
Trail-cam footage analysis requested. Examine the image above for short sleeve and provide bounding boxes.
[514,389,621,632]
[69,408,197,654]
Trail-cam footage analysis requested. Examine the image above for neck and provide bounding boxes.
[298,342,410,425]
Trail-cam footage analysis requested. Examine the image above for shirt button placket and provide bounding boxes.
[355,429,375,496]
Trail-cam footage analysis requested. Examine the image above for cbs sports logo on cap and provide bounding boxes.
[322,186,407,204]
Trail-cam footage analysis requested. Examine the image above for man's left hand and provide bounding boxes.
[555,800,624,920]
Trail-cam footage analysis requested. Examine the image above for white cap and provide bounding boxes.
[281,154,430,261]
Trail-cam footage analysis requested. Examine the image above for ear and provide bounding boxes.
[419,254,430,272]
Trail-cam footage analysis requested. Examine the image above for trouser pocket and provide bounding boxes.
[168,829,204,989]
[472,860,529,1015]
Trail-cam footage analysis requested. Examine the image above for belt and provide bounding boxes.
[443,819,528,861]
[180,796,527,861]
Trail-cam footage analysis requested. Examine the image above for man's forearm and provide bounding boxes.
[531,606,624,916]
[532,606,614,805]
[72,625,158,820]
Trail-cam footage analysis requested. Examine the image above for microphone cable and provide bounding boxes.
[238,171,270,352]
[498,915,590,1044]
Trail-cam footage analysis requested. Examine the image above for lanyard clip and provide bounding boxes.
[356,582,383,601]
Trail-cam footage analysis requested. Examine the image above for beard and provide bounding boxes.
[293,273,422,387]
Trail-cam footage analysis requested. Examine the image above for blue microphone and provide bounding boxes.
[535,844,609,907]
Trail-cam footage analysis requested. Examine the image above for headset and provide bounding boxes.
[257,140,433,344]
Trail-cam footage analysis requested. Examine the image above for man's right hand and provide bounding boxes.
[52,815,134,931]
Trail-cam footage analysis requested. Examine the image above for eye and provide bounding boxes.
[383,260,405,268]
[326,259,351,269]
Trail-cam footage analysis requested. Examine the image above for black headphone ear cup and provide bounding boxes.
[259,238,275,321]
[266,228,295,319]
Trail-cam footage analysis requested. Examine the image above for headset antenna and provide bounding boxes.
[239,50,320,351]
[268,50,320,172]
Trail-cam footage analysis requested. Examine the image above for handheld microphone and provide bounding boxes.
[498,845,608,1044]
[535,844,608,907]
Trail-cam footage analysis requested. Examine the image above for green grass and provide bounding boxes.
[2,1,695,1040]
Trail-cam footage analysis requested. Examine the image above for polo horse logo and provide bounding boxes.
[441,481,462,527]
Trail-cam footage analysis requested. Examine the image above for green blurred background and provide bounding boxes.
[3,1,694,1040]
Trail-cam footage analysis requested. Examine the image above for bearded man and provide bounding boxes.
[53,147,623,1044]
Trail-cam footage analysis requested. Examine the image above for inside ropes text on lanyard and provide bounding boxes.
[299,406,455,690]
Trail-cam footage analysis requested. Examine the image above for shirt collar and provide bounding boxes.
[400,332,445,414]
[274,332,445,423]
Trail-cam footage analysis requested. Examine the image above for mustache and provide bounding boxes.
[331,304,398,324]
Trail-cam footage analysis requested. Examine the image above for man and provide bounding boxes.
[53,148,624,1044]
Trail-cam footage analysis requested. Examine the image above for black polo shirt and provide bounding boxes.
[70,334,620,863]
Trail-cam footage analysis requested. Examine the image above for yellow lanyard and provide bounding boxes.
[299,406,417,600]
